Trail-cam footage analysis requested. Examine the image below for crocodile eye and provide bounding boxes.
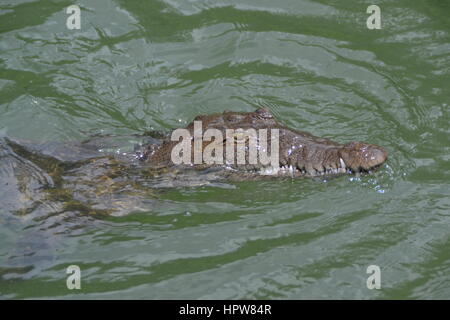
[255,108,273,119]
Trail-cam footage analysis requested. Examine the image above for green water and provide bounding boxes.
[0,0,449,299]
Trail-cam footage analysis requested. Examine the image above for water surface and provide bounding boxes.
[0,0,449,299]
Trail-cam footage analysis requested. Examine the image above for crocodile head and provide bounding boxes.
[146,108,388,178]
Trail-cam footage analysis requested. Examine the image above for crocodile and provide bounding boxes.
[0,108,388,217]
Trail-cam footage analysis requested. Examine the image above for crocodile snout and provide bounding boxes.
[340,141,388,172]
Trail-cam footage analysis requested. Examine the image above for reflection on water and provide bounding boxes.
[0,0,449,299]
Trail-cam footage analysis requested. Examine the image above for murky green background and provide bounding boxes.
[1,0,449,299]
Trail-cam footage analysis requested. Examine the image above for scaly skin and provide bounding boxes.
[143,108,388,178]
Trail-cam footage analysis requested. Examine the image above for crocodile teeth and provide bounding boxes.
[339,158,346,169]
[288,165,294,177]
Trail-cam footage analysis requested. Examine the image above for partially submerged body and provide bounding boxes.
[1,108,387,216]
